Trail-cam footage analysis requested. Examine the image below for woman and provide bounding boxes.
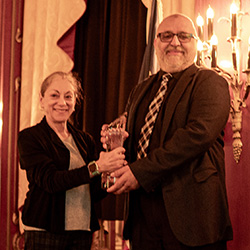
[18,71,126,250]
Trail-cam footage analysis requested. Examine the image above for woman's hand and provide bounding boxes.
[96,147,126,173]
[100,124,109,150]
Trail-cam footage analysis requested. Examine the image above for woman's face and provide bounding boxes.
[40,75,76,125]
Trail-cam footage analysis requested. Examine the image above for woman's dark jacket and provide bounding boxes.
[18,117,106,233]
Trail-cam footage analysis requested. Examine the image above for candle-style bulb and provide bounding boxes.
[196,39,203,66]
[206,5,214,19]
[196,14,204,41]
[211,34,218,68]
[211,34,218,46]
[230,3,238,14]
[206,6,214,41]
[196,14,204,26]
[230,3,238,38]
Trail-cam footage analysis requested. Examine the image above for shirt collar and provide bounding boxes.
[159,63,195,82]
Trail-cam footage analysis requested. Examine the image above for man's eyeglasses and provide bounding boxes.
[157,31,197,43]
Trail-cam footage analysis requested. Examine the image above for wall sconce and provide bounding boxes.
[196,2,249,163]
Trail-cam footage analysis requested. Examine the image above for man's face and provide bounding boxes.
[154,15,197,73]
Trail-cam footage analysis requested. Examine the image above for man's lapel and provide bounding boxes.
[160,65,199,143]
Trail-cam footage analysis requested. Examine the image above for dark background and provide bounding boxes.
[73,0,147,220]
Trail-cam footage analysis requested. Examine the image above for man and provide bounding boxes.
[102,14,233,249]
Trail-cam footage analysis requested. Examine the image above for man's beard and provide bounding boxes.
[160,54,187,73]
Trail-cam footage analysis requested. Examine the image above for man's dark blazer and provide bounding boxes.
[124,64,233,246]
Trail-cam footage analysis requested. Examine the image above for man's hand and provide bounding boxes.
[107,165,140,194]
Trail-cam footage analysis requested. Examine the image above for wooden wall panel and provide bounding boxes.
[0,0,24,249]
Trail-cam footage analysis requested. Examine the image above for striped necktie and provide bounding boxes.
[137,73,172,159]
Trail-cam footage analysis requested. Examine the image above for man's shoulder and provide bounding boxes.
[195,67,228,83]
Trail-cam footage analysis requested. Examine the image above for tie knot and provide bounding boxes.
[162,73,172,82]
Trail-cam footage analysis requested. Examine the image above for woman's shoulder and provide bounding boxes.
[18,118,50,142]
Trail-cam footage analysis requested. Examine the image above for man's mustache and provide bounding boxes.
[165,46,184,53]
